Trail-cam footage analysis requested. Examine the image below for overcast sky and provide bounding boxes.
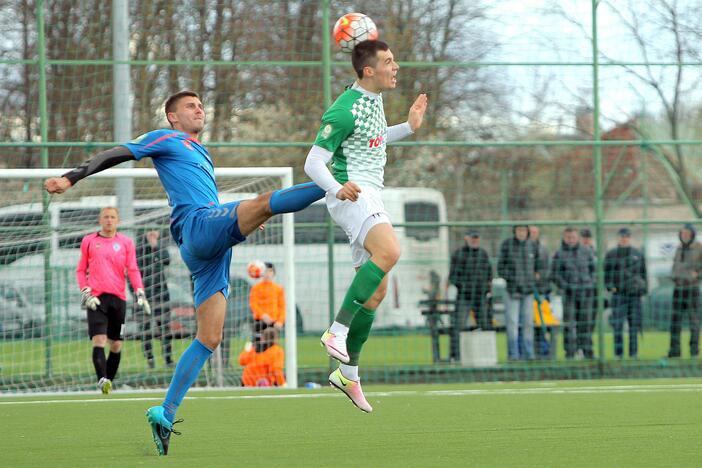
[482,0,702,136]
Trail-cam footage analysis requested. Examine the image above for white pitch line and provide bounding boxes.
[2,383,702,405]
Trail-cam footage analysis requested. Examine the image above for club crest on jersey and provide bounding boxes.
[113,243,121,252]
[369,135,384,148]
[321,124,333,138]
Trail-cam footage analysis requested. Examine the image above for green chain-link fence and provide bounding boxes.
[3,0,702,390]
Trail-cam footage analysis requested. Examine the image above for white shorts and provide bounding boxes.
[325,187,392,267]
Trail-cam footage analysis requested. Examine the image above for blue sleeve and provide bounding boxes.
[123,129,180,160]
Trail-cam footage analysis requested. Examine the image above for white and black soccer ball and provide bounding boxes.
[333,13,379,53]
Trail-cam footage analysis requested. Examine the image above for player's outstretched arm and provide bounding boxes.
[407,93,428,132]
[44,146,136,194]
[386,94,428,144]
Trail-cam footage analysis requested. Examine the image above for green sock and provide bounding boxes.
[335,260,385,326]
[347,306,376,366]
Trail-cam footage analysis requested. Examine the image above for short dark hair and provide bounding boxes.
[164,91,199,127]
[564,226,578,234]
[352,40,389,79]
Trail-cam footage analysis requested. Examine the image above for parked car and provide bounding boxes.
[0,282,45,339]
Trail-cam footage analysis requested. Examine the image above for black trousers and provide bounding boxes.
[563,290,594,358]
[450,293,489,361]
[139,305,172,365]
[669,286,701,357]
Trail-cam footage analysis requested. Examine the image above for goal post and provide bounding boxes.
[0,167,298,391]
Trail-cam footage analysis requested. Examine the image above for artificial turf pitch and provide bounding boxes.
[2,379,702,467]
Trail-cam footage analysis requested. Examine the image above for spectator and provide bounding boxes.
[551,227,595,359]
[604,227,647,359]
[668,224,702,358]
[579,227,599,338]
[529,226,552,358]
[498,225,540,360]
[76,207,149,394]
[136,229,173,369]
[529,226,551,297]
[449,230,493,360]
[580,228,595,254]
[238,327,286,387]
[423,269,442,302]
[249,262,286,352]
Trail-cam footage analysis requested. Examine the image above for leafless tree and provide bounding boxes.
[550,0,702,216]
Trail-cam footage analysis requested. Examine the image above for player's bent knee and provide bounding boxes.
[197,333,222,350]
[109,340,123,353]
[376,246,401,269]
[92,335,107,347]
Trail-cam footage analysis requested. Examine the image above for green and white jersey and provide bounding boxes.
[314,83,387,190]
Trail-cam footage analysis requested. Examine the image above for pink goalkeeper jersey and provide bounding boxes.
[76,232,144,300]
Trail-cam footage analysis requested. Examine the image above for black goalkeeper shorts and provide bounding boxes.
[87,293,126,340]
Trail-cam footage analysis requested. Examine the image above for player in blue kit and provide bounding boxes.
[44,91,325,456]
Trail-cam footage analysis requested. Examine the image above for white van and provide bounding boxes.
[230,187,450,331]
[0,188,449,332]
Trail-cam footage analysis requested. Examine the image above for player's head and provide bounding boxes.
[99,207,119,235]
[352,40,397,92]
[165,91,205,135]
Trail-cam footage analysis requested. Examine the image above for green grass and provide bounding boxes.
[1,330,697,378]
[2,379,702,467]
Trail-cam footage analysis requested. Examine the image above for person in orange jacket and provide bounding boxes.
[238,327,286,387]
[249,262,286,351]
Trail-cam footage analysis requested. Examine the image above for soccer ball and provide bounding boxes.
[333,13,378,53]
[247,260,266,279]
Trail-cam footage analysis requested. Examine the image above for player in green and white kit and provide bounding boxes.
[304,40,427,412]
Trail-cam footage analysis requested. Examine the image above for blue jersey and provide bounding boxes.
[123,129,218,244]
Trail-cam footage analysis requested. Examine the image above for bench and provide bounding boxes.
[420,298,561,362]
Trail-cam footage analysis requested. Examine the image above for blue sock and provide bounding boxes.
[162,338,212,422]
[269,182,325,214]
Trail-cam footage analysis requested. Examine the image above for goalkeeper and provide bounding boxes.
[76,207,150,395]
[44,90,325,456]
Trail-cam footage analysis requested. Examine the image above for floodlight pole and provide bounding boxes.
[37,0,53,378]
[113,0,134,228]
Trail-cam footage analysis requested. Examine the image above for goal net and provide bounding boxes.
[0,167,298,392]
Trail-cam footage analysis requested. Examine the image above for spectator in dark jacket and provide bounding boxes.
[530,226,551,296]
[450,231,493,327]
[449,231,493,360]
[551,227,595,359]
[579,227,601,331]
[669,224,702,358]
[580,228,595,254]
[498,225,540,360]
[136,229,173,368]
[604,227,647,359]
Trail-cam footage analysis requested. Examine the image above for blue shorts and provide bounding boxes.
[178,201,246,308]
